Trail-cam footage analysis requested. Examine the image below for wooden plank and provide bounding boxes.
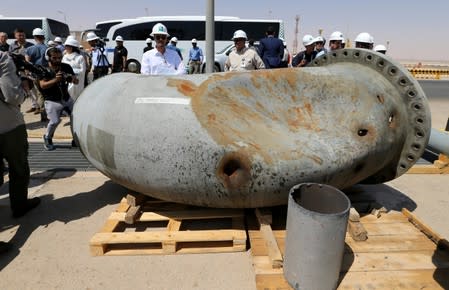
[345,235,437,252]
[124,205,141,224]
[90,229,246,244]
[339,269,449,289]
[361,221,423,236]
[126,192,148,206]
[255,209,284,269]
[347,220,368,241]
[359,211,408,223]
[341,250,449,272]
[255,274,291,290]
[402,208,449,250]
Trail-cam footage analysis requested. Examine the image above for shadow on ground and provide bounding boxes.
[0,171,124,270]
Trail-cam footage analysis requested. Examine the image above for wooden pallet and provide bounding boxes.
[408,154,449,174]
[90,194,247,256]
[248,207,449,290]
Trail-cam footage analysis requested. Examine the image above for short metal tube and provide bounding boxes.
[284,183,351,290]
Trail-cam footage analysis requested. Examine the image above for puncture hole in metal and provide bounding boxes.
[223,159,242,177]
[388,114,394,124]
[377,94,384,104]
[358,129,368,136]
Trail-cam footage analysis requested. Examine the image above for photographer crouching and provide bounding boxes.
[39,47,78,151]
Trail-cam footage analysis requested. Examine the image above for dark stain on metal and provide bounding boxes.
[86,125,116,169]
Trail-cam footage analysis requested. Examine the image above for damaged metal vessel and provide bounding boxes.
[72,48,431,208]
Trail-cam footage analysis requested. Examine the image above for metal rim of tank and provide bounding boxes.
[310,48,431,179]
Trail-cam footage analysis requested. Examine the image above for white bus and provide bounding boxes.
[100,16,285,72]
[1,16,70,44]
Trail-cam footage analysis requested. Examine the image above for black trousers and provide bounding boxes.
[93,66,109,80]
[0,125,30,213]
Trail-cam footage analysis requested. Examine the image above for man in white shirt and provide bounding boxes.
[140,23,185,75]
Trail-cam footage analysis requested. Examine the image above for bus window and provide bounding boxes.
[1,19,42,39]
[219,21,280,41]
[96,21,123,39]
[48,19,70,38]
[113,22,154,40]
[165,21,204,40]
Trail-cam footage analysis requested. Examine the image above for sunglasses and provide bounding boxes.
[154,35,167,40]
[233,38,246,42]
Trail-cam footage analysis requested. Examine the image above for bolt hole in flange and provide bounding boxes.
[399,78,408,86]
[358,129,368,137]
[377,60,385,68]
[365,54,373,62]
[389,67,397,76]
[412,143,421,151]
[407,90,416,98]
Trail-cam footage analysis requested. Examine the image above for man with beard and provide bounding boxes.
[39,47,78,151]
[140,23,185,75]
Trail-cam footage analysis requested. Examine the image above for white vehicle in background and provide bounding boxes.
[98,16,284,73]
[1,16,70,44]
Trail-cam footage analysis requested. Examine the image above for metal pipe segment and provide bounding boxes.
[72,48,431,208]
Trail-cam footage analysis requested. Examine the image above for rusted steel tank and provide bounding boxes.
[72,48,431,208]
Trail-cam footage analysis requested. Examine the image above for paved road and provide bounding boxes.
[419,80,449,100]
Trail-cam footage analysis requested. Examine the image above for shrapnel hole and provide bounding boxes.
[358,129,368,136]
[222,159,242,177]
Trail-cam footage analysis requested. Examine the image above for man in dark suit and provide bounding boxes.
[258,26,284,69]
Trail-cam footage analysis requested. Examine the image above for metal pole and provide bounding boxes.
[205,0,215,73]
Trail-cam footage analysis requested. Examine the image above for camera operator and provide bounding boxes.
[0,51,41,228]
[86,32,109,80]
[39,47,78,151]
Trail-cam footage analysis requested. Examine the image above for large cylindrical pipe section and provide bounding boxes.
[72,49,431,208]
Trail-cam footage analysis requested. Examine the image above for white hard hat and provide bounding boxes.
[150,23,169,37]
[145,38,152,44]
[47,40,55,46]
[314,36,325,43]
[171,37,178,43]
[86,32,99,41]
[329,31,344,41]
[374,44,387,52]
[66,35,75,40]
[302,34,315,46]
[64,38,80,47]
[191,38,197,43]
[355,32,374,44]
[32,28,45,36]
[54,36,62,43]
[232,30,247,40]
[115,35,123,42]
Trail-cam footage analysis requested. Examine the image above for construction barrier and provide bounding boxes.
[408,68,449,80]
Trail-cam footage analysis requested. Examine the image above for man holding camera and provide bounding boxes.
[39,47,78,151]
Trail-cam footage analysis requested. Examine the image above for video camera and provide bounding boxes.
[9,52,52,80]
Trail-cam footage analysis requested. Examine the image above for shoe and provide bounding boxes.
[12,197,41,218]
[71,139,78,148]
[25,107,37,113]
[0,241,12,254]
[43,135,55,151]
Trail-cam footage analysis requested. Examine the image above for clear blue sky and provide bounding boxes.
[2,0,449,61]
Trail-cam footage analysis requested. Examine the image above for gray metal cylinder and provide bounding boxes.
[284,183,351,290]
[428,128,449,156]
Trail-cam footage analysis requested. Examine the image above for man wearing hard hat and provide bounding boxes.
[140,23,185,75]
[292,34,317,67]
[111,35,128,73]
[224,30,265,71]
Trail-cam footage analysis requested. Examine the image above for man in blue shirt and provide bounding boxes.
[167,37,183,60]
[188,38,203,74]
